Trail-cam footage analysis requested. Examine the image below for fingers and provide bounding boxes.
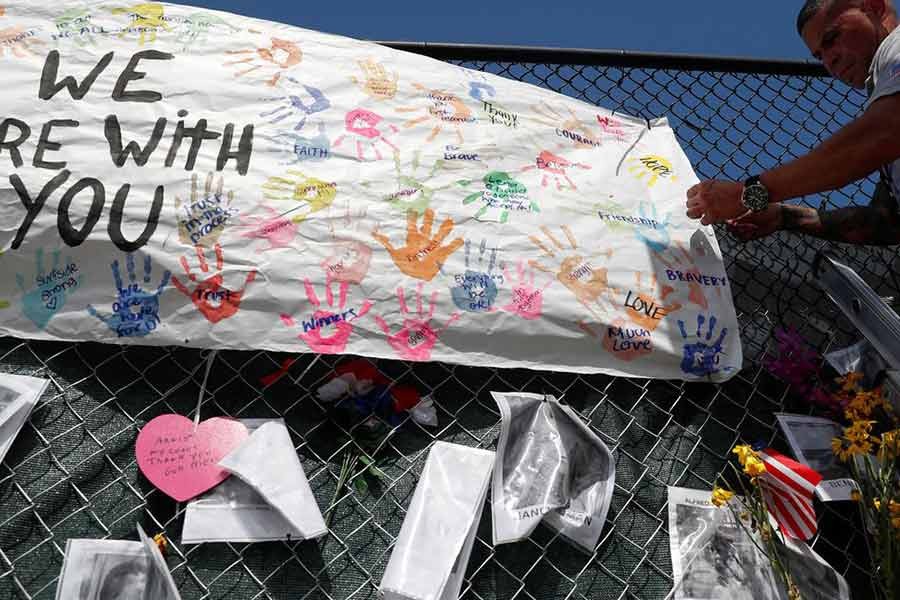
[432,217,455,246]
[420,208,435,238]
[406,210,419,241]
[371,231,395,253]
[214,244,225,271]
[179,256,195,280]
[170,275,191,297]
[303,278,320,307]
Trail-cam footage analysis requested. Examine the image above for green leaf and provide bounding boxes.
[368,464,388,480]
[353,475,369,496]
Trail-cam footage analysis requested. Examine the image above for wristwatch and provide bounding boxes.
[741,176,770,212]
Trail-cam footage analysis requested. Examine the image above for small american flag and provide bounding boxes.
[758,448,823,540]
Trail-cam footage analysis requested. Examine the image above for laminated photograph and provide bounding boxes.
[775,414,858,502]
[667,486,849,600]
[54,525,180,600]
[182,419,305,544]
[380,441,494,600]
[491,392,615,551]
[217,420,327,541]
[0,373,49,465]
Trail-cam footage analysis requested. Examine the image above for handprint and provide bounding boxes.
[237,206,300,253]
[333,108,399,161]
[442,239,504,313]
[596,115,629,143]
[110,3,170,45]
[0,26,44,58]
[224,38,302,87]
[87,254,171,338]
[459,171,534,224]
[596,198,671,253]
[396,83,475,145]
[374,284,459,361]
[281,279,372,354]
[652,239,726,311]
[351,58,399,100]
[175,172,238,248]
[274,123,331,164]
[580,319,653,362]
[521,150,591,191]
[260,81,330,131]
[678,314,729,377]
[468,82,495,102]
[15,248,81,330]
[627,155,677,188]
[619,272,681,332]
[532,101,603,150]
[501,260,552,320]
[262,170,338,223]
[374,151,462,214]
[171,244,256,324]
[321,206,373,286]
[529,225,617,319]
[372,209,464,282]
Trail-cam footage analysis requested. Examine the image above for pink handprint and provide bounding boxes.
[238,206,299,253]
[333,108,399,161]
[501,260,552,320]
[375,284,459,362]
[521,150,591,191]
[280,279,372,354]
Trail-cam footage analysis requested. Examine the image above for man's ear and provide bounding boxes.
[864,0,889,19]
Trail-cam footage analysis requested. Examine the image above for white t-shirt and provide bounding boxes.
[866,25,900,199]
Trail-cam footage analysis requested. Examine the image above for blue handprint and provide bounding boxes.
[275,122,330,164]
[15,248,82,330]
[468,82,496,102]
[444,240,504,313]
[260,81,331,131]
[633,201,671,254]
[87,254,171,338]
[677,314,729,377]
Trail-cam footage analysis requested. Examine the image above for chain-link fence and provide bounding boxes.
[1,43,892,600]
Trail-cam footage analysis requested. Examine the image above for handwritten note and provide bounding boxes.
[135,415,248,502]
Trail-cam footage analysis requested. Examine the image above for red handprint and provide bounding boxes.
[374,284,459,362]
[280,279,372,354]
[171,244,257,324]
[521,150,591,191]
[501,260,552,320]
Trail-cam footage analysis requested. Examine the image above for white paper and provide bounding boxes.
[667,486,848,600]
[0,373,48,465]
[775,414,857,502]
[491,392,615,551]
[182,419,304,544]
[824,339,887,385]
[0,1,741,383]
[380,442,494,600]
[218,420,327,540]
[55,533,180,600]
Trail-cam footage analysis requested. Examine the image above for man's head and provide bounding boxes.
[798,0,898,88]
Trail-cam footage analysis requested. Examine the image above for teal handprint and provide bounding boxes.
[15,248,82,330]
[87,254,171,338]
[633,201,671,253]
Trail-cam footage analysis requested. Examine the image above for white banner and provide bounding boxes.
[0,1,741,380]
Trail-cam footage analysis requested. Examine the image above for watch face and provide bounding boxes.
[743,185,768,212]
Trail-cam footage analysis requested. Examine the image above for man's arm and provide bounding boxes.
[687,94,900,224]
[729,181,900,246]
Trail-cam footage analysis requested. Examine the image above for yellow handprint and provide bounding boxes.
[351,58,399,100]
[262,170,338,223]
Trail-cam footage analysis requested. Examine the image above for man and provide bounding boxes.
[685,0,900,246]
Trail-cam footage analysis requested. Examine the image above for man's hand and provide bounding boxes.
[726,204,783,242]
[686,180,746,225]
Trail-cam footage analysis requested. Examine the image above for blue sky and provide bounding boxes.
[185,0,815,61]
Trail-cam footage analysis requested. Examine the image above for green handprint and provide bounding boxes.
[458,171,534,224]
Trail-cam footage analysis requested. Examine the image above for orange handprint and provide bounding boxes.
[0,26,44,58]
[652,239,726,311]
[224,38,302,87]
[372,209,464,282]
[619,272,681,331]
[529,225,617,319]
[580,318,653,362]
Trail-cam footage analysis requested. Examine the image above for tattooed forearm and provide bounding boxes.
[778,202,900,246]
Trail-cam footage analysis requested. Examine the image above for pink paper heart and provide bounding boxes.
[135,415,249,502]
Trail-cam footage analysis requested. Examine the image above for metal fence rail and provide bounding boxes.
[0,43,890,600]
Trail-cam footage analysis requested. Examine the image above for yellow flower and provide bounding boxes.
[845,420,876,444]
[152,533,168,555]
[732,444,754,467]
[880,429,900,461]
[831,437,844,456]
[838,372,864,393]
[711,487,734,507]
[744,455,767,477]
[850,490,861,502]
